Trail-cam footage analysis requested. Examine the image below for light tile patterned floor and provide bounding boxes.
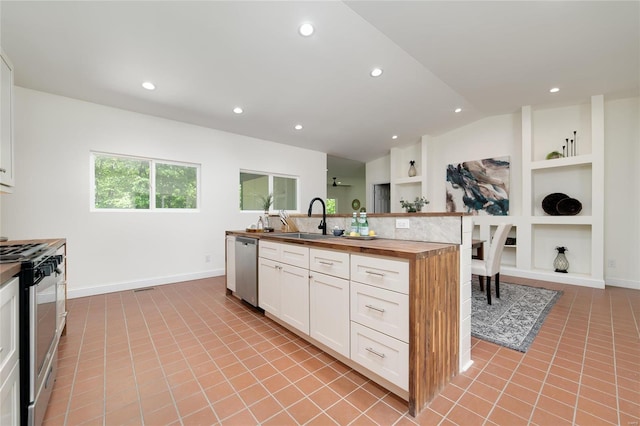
[43,276,639,425]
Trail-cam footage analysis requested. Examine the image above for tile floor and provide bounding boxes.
[43,276,639,425]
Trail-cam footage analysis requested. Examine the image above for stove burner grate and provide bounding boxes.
[0,243,50,263]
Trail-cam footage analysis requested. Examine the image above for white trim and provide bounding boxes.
[67,269,224,299]
[605,278,640,290]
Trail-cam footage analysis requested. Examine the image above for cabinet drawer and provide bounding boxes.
[350,255,409,294]
[260,241,309,269]
[259,240,281,262]
[310,248,350,280]
[350,282,408,343]
[281,244,309,269]
[350,322,408,391]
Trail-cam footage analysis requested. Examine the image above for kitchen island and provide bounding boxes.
[226,230,460,417]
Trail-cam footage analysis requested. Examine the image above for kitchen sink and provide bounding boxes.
[269,232,336,240]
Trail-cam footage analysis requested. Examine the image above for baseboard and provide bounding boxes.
[67,269,225,299]
[605,277,640,290]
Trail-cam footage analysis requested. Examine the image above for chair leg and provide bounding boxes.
[486,276,492,305]
[479,276,484,291]
[495,273,500,299]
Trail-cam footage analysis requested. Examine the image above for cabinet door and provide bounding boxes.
[226,236,236,292]
[0,361,19,426]
[0,51,14,189]
[310,273,349,357]
[258,258,280,316]
[0,277,19,385]
[280,264,309,334]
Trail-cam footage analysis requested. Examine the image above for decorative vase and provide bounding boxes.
[408,161,417,177]
[554,246,569,273]
[263,212,270,229]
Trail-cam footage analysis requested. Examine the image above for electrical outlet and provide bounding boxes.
[396,218,410,229]
[607,259,616,268]
[205,254,212,263]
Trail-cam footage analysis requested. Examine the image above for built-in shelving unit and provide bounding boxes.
[388,96,604,288]
[520,95,604,288]
[389,137,429,213]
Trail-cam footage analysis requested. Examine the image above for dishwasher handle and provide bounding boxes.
[236,236,258,246]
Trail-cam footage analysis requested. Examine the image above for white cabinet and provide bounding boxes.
[349,254,409,391]
[0,277,19,426]
[309,248,350,358]
[350,282,409,343]
[225,236,236,292]
[350,254,409,293]
[350,322,409,390]
[0,50,15,190]
[279,264,310,334]
[258,242,310,334]
[258,257,281,316]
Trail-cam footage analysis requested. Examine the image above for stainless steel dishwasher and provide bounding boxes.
[235,236,258,307]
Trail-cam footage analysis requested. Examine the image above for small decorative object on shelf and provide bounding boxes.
[554,246,569,273]
[542,193,582,216]
[400,196,429,213]
[505,237,517,246]
[408,160,417,177]
[561,131,578,157]
[546,151,563,160]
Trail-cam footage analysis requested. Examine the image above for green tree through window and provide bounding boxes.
[93,153,199,210]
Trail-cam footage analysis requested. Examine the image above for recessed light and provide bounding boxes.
[142,81,156,90]
[299,23,314,37]
[454,108,462,113]
[550,87,560,93]
[294,124,303,130]
[233,107,243,114]
[370,68,383,77]
[392,135,398,140]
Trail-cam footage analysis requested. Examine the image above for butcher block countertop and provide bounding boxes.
[0,238,66,284]
[226,230,457,260]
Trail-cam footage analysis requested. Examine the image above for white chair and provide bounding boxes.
[472,223,513,305]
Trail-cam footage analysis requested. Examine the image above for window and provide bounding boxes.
[326,199,336,214]
[240,171,298,211]
[92,153,199,210]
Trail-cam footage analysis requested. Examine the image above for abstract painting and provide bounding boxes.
[446,156,510,215]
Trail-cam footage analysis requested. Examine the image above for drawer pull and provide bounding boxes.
[365,270,385,277]
[365,347,386,358]
[318,261,334,266]
[365,304,385,313]
[0,168,6,173]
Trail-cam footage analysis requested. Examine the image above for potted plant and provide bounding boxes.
[400,196,429,212]
[259,193,273,228]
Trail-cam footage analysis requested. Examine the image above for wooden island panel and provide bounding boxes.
[409,246,459,415]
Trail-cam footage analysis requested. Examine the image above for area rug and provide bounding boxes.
[471,279,562,352]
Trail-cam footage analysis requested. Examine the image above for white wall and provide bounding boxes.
[1,88,327,297]
[427,113,522,215]
[603,97,640,288]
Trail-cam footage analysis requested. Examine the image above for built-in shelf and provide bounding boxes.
[530,154,593,170]
[530,216,592,225]
[394,176,422,185]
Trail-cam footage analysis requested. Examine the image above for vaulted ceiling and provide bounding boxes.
[2,1,638,163]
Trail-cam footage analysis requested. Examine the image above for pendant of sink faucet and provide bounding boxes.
[308,197,327,235]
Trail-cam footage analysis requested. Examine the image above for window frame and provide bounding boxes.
[90,151,201,212]
[239,169,299,213]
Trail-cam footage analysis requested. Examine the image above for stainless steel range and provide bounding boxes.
[1,243,65,426]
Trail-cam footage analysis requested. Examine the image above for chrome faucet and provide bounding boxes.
[307,197,327,235]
